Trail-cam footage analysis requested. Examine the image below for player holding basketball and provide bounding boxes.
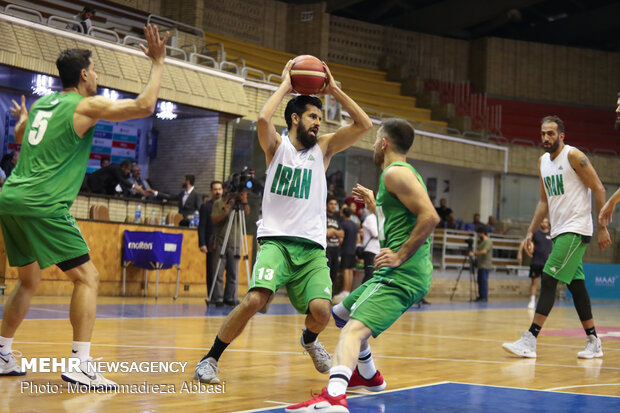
[287,119,439,412]
[0,25,168,387]
[503,116,611,359]
[194,60,372,383]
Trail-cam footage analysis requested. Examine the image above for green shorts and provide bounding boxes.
[342,275,427,338]
[543,232,588,284]
[249,237,332,314]
[0,213,90,269]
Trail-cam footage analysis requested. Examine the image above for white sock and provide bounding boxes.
[530,295,536,302]
[357,345,377,380]
[0,336,13,355]
[332,303,350,321]
[327,365,352,397]
[72,341,91,362]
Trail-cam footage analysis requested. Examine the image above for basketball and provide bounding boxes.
[290,55,326,95]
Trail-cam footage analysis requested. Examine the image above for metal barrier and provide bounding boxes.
[146,14,204,38]
[189,52,217,68]
[510,138,536,147]
[88,26,120,43]
[4,4,43,23]
[267,73,282,85]
[241,67,266,82]
[220,61,239,75]
[47,15,83,33]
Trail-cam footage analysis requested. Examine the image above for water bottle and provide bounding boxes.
[151,209,156,225]
[193,210,200,229]
[134,203,142,224]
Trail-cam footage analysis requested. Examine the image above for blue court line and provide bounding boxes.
[242,382,620,413]
[0,300,615,320]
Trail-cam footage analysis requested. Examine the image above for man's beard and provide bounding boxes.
[373,148,383,166]
[543,139,560,153]
[297,122,317,149]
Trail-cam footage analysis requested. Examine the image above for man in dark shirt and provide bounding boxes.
[178,174,202,225]
[333,207,359,303]
[198,181,223,305]
[326,196,344,284]
[435,198,452,226]
[88,159,151,197]
[518,218,552,309]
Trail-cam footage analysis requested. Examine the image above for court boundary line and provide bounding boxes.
[13,341,620,371]
[450,381,620,399]
[544,383,620,392]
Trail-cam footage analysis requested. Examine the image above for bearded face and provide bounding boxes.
[297,118,318,149]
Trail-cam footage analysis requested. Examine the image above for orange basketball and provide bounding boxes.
[290,55,326,95]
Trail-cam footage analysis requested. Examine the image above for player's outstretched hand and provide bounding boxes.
[352,183,375,213]
[140,24,169,65]
[598,227,611,250]
[280,59,294,93]
[598,200,615,227]
[320,62,338,95]
[10,95,27,120]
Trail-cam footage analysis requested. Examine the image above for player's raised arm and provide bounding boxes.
[9,95,28,143]
[257,60,293,166]
[75,24,168,129]
[319,64,372,160]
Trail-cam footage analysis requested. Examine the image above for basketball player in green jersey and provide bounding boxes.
[287,119,439,413]
[0,25,168,388]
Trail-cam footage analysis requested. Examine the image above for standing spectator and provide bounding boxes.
[469,226,493,302]
[343,199,361,226]
[360,210,380,283]
[178,174,201,225]
[198,181,223,305]
[210,189,250,306]
[99,158,110,168]
[128,165,159,199]
[435,198,452,225]
[70,6,95,34]
[0,151,18,179]
[326,196,344,283]
[518,218,552,309]
[333,207,358,303]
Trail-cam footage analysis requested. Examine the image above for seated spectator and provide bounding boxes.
[88,159,152,197]
[0,151,18,179]
[128,165,160,199]
[69,6,95,34]
[435,198,452,225]
[100,158,110,168]
[462,213,484,232]
[444,212,458,229]
[487,215,496,233]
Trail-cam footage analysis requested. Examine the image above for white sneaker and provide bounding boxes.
[332,291,350,304]
[527,299,536,309]
[502,331,537,358]
[0,351,25,376]
[194,357,221,384]
[61,358,118,390]
[577,335,603,359]
[301,329,332,373]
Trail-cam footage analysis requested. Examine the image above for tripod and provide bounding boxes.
[208,201,251,303]
[450,252,477,301]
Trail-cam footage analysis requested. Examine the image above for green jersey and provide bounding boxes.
[374,161,433,290]
[0,92,94,217]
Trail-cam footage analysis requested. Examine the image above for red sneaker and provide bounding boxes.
[285,387,349,412]
[347,368,387,392]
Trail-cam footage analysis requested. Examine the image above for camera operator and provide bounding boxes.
[210,187,250,306]
[469,226,493,302]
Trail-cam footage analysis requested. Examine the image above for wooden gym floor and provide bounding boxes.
[0,295,618,412]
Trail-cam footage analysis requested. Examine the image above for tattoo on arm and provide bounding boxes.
[578,156,589,168]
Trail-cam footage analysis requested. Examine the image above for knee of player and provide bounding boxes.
[309,300,331,324]
[241,289,269,313]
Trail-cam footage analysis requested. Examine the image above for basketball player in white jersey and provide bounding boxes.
[598,92,620,226]
[503,115,611,359]
[194,60,372,383]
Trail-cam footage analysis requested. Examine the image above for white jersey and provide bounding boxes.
[540,144,593,238]
[256,134,327,248]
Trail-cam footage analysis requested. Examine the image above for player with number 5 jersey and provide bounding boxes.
[0,25,169,388]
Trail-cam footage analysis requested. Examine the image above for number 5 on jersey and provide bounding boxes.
[28,111,53,145]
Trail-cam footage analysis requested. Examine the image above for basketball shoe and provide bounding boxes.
[0,350,25,376]
[502,331,537,358]
[347,367,386,392]
[285,387,348,413]
[194,357,221,384]
[61,358,118,390]
[577,335,603,359]
[301,329,332,373]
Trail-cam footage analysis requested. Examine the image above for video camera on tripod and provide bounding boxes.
[225,166,255,197]
[450,236,477,301]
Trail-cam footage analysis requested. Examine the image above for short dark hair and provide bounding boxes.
[342,207,352,218]
[120,160,132,169]
[327,195,337,204]
[56,49,92,89]
[380,118,415,154]
[476,226,488,235]
[284,95,322,129]
[541,115,565,134]
[210,180,222,189]
[185,174,195,185]
[83,6,96,14]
